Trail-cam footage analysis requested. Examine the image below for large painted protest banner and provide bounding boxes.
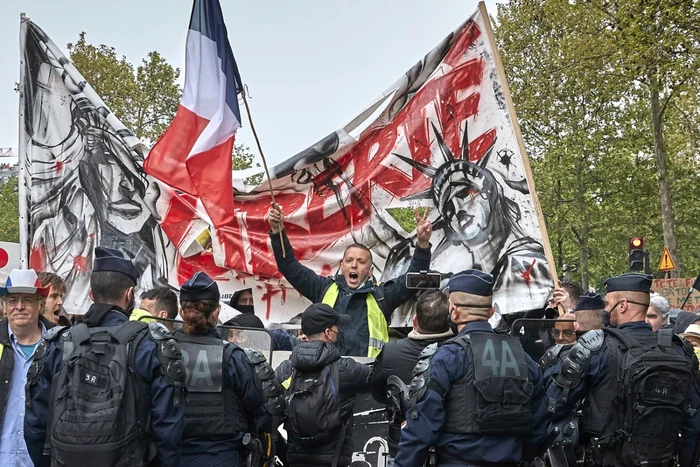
[19,3,556,326]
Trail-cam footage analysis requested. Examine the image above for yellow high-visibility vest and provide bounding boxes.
[321,282,389,358]
[129,309,155,323]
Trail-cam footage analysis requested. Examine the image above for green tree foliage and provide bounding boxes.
[233,144,264,186]
[0,178,19,243]
[386,208,418,233]
[496,0,700,287]
[68,32,181,145]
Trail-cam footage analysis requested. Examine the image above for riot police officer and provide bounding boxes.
[173,272,285,467]
[394,269,549,467]
[538,293,607,467]
[25,246,186,467]
[546,273,700,467]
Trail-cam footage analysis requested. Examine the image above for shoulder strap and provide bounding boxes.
[331,361,340,405]
[372,286,385,302]
[115,321,147,345]
[603,327,641,350]
[330,420,347,467]
[657,328,673,349]
[444,333,470,350]
[70,322,91,346]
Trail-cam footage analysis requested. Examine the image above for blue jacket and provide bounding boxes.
[270,230,431,356]
[175,328,272,467]
[24,304,186,467]
[545,321,700,467]
[394,321,549,467]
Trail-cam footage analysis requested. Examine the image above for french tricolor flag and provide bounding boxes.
[145,0,241,228]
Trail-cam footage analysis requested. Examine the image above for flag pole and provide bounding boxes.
[240,93,286,258]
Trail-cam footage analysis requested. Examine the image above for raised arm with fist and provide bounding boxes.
[266,202,285,234]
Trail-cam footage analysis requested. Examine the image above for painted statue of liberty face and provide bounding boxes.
[436,160,495,246]
[24,35,166,313]
[398,122,517,269]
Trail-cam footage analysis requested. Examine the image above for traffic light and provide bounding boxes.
[629,237,645,272]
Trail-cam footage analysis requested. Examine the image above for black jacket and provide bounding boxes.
[369,330,453,455]
[0,315,53,435]
[275,340,371,466]
[270,230,432,356]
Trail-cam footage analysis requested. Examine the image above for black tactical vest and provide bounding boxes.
[175,332,248,438]
[444,332,534,434]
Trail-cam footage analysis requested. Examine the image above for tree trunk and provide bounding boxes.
[649,80,680,277]
[576,154,589,290]
[556,179,564,272]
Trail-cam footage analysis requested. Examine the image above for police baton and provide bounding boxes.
[679,273,700,310]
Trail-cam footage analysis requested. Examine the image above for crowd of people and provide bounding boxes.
[0,202,697,467]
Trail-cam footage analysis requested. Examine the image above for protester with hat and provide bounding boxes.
[172,272,284,467]
[229,288,255,314]
[0,269,54,465]
[224,290,296,351]
[394,270,549,467]
[546,272,700,467]
[680,324,700,368]
[275,303,372,467]
[25,246,187,467]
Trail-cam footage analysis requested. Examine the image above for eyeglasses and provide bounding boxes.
[5,297,38,307]
[551,329,576,337]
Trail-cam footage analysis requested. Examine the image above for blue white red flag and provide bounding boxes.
[145,0,242,227]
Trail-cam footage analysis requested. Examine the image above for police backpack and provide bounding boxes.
[602,327,694,467]
[47,321,148,467]
[283,361,344,448]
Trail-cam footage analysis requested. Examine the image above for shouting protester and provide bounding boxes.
[37,272,65,327]
[267,203,432,357]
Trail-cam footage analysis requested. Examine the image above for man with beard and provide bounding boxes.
[25,246,186,467]
[267,204,433,357]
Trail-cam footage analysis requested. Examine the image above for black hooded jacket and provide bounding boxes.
[275,340,371,466]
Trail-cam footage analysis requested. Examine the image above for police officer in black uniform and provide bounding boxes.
[539,293,607,467]
[25,246,186,467]
[546,273,700,467]
[173,272,285,467]
[540,292,608,383]
[395,269,549,467]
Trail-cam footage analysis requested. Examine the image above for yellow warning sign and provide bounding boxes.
[658,246,676,272]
